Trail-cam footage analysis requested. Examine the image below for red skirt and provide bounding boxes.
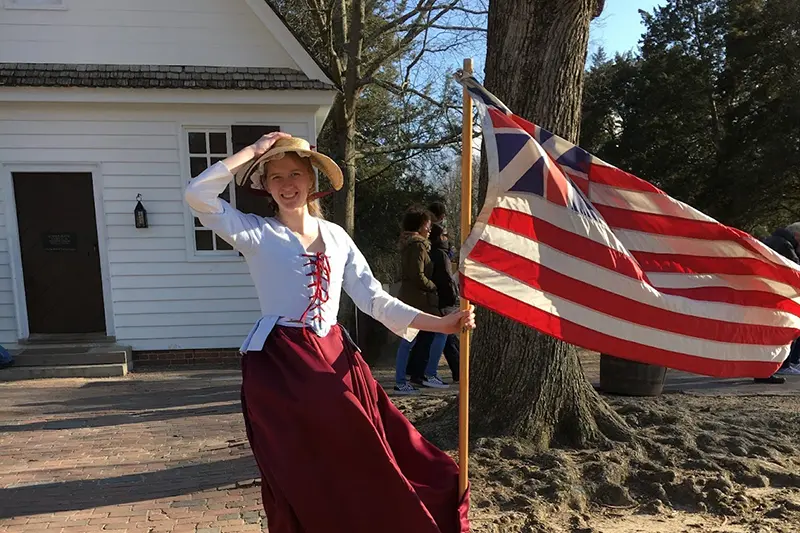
[240,325,470,533]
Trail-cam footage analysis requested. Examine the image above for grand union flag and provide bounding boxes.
[457,75,800,379]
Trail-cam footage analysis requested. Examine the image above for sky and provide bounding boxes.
[588,0,665,59]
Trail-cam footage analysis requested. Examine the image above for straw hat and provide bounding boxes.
[235,137,343,197]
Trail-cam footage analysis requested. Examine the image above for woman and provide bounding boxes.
[394,210,449,393]
[185,132,473,533]
[406,221,458,387]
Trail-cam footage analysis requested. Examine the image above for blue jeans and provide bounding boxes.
[425,333,448,377]
[395,338,416,385]
[782,338,800,369]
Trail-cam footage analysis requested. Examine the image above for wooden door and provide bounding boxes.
[13,172,106,335]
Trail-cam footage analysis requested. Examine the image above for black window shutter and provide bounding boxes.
[231,125,280,217]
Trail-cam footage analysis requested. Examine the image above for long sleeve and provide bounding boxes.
[342,233,419,340]
[403,241,437,293]
[184,161,263,254]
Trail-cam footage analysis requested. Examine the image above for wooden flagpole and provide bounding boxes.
[458,57,474,498]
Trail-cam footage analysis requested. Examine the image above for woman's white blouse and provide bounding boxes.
[185,161,419,353]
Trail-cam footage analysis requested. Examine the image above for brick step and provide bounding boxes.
[0,364,127,381]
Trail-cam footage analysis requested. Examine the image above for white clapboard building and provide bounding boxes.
[0,0,337,378]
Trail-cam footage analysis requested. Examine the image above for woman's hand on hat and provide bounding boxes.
[250,132,291,157]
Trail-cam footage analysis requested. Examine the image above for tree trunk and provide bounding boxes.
[330,92,359,331]
[469,0,630,449]
[330,95,358,237]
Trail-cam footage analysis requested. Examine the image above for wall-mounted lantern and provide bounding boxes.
[134,194,148,229]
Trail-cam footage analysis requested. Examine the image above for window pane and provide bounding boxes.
[195,230,213,250]
[210,157,225,166]
[190,157,208,178]
[188,132,207,154]
[216,235,233,251]
[194,217,203,228]
[209,133,228,155]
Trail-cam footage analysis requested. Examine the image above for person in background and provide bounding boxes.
[408,201,460,386]
[758,223,800,383]
[429,201,455,260]
[428,223,461,381]
[395,209,448,393]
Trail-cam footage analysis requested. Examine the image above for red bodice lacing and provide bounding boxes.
[297,252,331,335]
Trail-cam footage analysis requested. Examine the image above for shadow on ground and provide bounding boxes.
[0,456,259,518]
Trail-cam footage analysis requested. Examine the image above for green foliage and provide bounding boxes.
[581,0,800,233]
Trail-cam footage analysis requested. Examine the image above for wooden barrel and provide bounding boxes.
[599,353,667,396]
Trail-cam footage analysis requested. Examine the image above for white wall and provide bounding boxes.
[0,0,300,68]
[0,100,317,350]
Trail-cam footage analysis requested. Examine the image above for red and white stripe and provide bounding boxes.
[460,90,800,378]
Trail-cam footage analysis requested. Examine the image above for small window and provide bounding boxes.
[186,129,236,254]
[4,0,66,9]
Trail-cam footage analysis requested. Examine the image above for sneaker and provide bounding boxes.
[393,382,420,395]
[422,375,449,389]
[0,358,14,370]
[776,366,800,375]
[754,375,786,384]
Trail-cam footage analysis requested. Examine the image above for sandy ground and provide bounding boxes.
[393,392,800,533]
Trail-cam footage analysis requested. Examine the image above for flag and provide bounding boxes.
[457,75,800,378]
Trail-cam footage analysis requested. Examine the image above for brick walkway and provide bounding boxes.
[0,370,266,533]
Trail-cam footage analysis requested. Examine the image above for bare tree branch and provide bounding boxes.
[358,133,461,156]
[426,24,486,31]
[365,0,431,41]
[356,150,427,184]
[448,5,488,15]
[370,78,460,110]
[359,0,459,84]
[305,0,344,86]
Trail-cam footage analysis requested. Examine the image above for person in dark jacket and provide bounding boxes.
[758,223,800,383]
[394,209,448,394]
[762,226,800,264]
[407,223,460,384]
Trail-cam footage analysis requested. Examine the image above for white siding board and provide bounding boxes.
[112,274,253,289]
[106,213,185,227]
[0,0,300,68]
[116,311,258,328]
[104,188,184,202]
[0,120,177,136]
[113,287,256,302]
[0,134,177,151]
[104,176,183,189]
[104,201,184,215]
[108,250,189,263]
[104,163,182,176]
[115,299,259,315]
[107,238,187,251]
[117,324,254,340]
[111,262,249,276]
[106,226,186,239]
[0,149,178,163]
